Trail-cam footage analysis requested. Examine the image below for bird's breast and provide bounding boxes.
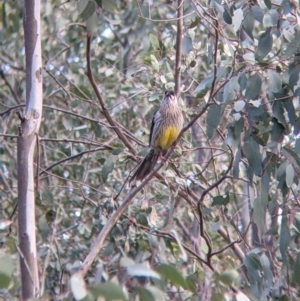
[155,126,180,150]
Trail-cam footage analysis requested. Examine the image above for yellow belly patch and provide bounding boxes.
[156,126,180,150]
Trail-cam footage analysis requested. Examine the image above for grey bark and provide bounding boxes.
[18,0,43,299]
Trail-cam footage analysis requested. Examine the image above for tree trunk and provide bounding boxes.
[18,0,42,299]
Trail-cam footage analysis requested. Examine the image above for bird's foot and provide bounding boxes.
[159,152,167,164]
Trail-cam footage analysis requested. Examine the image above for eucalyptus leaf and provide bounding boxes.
[94,0,102,8]
[233,149,241,178]
[155,264,189,289]
[232,8,244,32]
[144,286,165,301]
[293,252,300,284]
[285,163,294,187]
[136,287,156,301]
[283,98,296,127]
[150,54,159,72]
[194,72,214,97]
[255,27,273,61]
[253,197,264,239]
[223,9,232,24]
[245,73,262,101]
[252,5,263,22]
[0,273,11,289]
[211,194,230,206]
[270,118,285,142]
[218,270,239,286]
[263,10,278,27]
[279,217,291,263]
[182,35,192,55]
[223,76,240,103]
[283,31,300,59]
[149,33,159,49]
[102,0,117,13]
[70,274,87,301]
[90,282,127,301]
[80,1,96,21]
[77,0,88,14]
[127,263,161,279]
[244,133,262,175]
[289,64,300,96]
[206,104,223,139]
[102,155,116,182]
[243,8,254,39]
[268,69,281,93]
[86,11,98,34]
[272,100,287,128]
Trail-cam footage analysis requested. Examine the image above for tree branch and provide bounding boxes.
[85,35,135,154]
[0,69,21,104]
[38,144,114,177]
[74,156,169,276]
[175,0,183,97]
[197,146,234,268]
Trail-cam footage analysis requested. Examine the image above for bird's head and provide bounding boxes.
[163,91,177,105]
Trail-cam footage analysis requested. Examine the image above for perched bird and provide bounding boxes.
[129,91,184,187]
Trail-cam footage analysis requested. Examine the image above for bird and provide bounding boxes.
[129,91,184,187]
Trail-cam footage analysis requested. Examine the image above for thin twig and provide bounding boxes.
[0,104,24,117]
[16,245,36,289]
[85,35,135,154]
[40,138,105,147]
[55,223,80,236]
[136,0,195,23]
[38,145,113,177]
[37,169,104,196]
[211,239,242,256]
[197,146,234,268]
[208,19,219,104]
[44,70,72,100]
[138,223,213,269]
[175,0,183,98]
[217,227,245,263]
[75,159,169,276]
[43,105,108,126]
[0,69,21,104]
[0,55,25,72]
[0,134,18,139]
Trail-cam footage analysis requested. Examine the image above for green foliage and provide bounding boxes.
[155,264,189,290]
[0,250,15,289]
[1,0,300,300]
[90,282,127,300]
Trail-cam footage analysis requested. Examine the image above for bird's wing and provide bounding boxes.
[149,109,158,146]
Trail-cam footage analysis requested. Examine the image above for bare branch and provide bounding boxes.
[197,146,234,268]
[175,0,183,97]
[38,144,115,177]
[0,54,25,72]
[211,239,242,256]
[0,69,21,104]
[0,104,24,117]
[85,35,135,154]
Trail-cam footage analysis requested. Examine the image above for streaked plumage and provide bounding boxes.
[129,91,183,187]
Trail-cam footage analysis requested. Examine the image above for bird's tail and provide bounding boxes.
[129,149,159,187]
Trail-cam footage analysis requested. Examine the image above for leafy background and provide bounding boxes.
[1,0,300,300]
